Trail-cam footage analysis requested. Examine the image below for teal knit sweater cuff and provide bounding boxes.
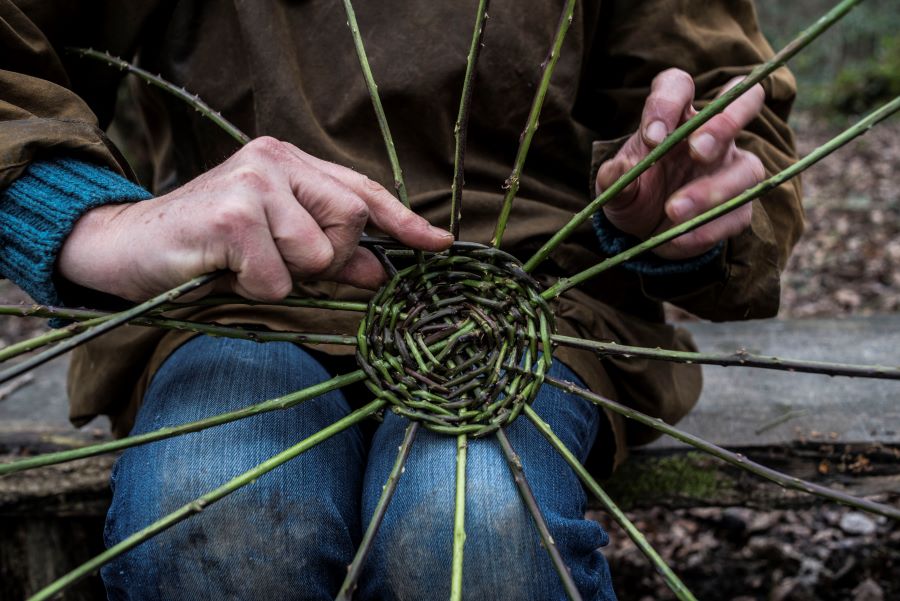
[0,158,152,306]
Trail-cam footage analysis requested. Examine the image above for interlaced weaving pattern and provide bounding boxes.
[356,247,555,436]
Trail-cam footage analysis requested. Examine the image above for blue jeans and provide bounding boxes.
[102,336,617,600]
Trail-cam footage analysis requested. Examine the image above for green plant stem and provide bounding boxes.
[523,0,864,273]
[524,405,697,601]
[27,399,385,601]
[551,334,900,380]
[169,295,369,312]
[491,0,577,248]
[450,433,468,601]
[340,0,422,265]
[0,370,366,476]
[0,316,108,362]
[541,94,900,299]
[496,428,583,601]
[337,422,420,601]
[0,273,220,386]
[68,48,250,145]
[543,376,900,521]
[450,0,491,240]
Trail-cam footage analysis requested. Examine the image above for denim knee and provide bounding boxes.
[102,336,365,601]
[358,359,617,601]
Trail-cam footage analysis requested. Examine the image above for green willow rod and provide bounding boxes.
[0,273,219,386]
[69,48,250,145]
[0,370,366,476]
[523,0,864,273]
[450,0,491,240]
[552,334,900,380]
[450,433,468,601]
[337,422,420,601]
[341,0,423,264]
[28,400,385,601]
[491,0,578,248]
[171,295,369,312]
[496,428,583,601]
[543,376,900,521]
[524,405,697,601]
[542,94,900,300]
[0,308,356,366]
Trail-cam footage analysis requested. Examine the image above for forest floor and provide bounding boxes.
[1,112,898,599]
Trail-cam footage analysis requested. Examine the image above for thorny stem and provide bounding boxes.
[491,0,577,248]
[450,0,491,241]
[337,422,420,601]
[541,93,900,299]
[496,428,583,601]
[340,0,422,265]
[524,405,697,601]
[0,273,220,386]
[450,433,468,601]
[543,376,900,521]
[26,400,385,601]
[0,316,108,363]
[68,48,251,145]
[523,0,864,273]
[551,334,900,380]
[0,370,366,476]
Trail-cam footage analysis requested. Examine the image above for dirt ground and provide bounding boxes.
[1,112,898,599]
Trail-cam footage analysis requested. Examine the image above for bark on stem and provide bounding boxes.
[524,405,698,601]
[450,433,468,601]
[543,376,900,521]
[541,94,900,299]
[0,272,220,386]
[450,0,491,240]
[496,428,583,601]
[0,316,107,362]
[0,370,367,476]
[68,48,250,145]
[337,422,420,601]
[491,0,577,248]
[523,0,864,273]
[551,334,900,380]
[26,400,385,601]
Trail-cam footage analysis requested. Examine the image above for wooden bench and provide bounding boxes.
[2,316,899,599]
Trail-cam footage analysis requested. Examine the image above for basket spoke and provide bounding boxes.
[491,0,577,248]
[337,421,420,601]
[544,375,900,521]
[26,399,385,601]
[0,273,219,386]
[496,427,583,601]
[450,0,491,240]
[0,370,366,476]
[524,405,698,601]
[541,95,900,299]
[450,433,468,601]
[552,334,900,380]
[523,0,864,273]
[68,48,251,145]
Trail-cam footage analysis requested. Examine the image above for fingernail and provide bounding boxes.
[645,121,667,145]
[668,197,694,221]
[430,225,454,240]
[689,133,717,161]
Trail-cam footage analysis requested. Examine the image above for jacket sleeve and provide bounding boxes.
[0,1,161,302]
[580,0,803,321]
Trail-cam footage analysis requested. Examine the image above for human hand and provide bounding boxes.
[58,137,453,302]
[595,69,766,260]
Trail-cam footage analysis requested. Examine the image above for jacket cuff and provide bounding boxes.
[592,210,723,275]
[0,158,151,306]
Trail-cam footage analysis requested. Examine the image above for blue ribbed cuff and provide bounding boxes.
[0,158,152,306]
[592,210,723,276]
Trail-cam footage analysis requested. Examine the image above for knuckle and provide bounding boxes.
[228,165,272,192]
[337,193,370,227]
[244,136,284,159]
[305,242,335,273]
[211,200,257,238]
[361,175,388,195]
[743,152,766,183]
[655,68,694,90]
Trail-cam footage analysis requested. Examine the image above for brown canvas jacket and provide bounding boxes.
[0,0,801,475]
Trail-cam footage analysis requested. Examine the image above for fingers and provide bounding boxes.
[640,69,695,147]
[283,144,454,251]
[688,78,765,164]
[654,149,764,260]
